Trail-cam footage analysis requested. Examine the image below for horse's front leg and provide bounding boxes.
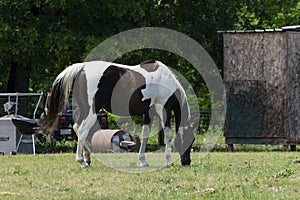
[138,124,151,167]
[164,127,173,166]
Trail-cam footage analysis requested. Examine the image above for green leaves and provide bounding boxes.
[0,0,299,93]
[235,0,300,29]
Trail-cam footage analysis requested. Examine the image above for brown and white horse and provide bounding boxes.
[41,60,194,168]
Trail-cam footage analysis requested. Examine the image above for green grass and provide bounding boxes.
[1,151,300,200]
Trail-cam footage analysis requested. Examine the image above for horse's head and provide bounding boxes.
[174,125,195,165]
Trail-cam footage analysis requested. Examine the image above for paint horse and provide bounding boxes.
[42,60,194,168]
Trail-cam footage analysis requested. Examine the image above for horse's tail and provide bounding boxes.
[40,63,84,132]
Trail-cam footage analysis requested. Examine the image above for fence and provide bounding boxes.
[0,93,44,118]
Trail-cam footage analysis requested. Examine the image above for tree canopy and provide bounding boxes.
[0,0,299,109]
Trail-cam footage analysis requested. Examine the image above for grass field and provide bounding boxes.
[1,148,300,200]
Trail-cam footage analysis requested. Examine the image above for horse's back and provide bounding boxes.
[72,60,185,117]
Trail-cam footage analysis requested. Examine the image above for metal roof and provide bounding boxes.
[218,25,300,33]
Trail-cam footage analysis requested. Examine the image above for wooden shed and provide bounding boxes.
[221,25,300,150]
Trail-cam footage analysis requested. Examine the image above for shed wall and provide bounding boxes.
[224,32,292,141]
[287,32,300,139]
[224,33,265,81]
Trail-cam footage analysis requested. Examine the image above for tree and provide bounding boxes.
[234,0,300,29]
[0,0,158,92]
[1,0,299,98]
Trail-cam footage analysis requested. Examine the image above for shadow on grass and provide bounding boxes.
[35,133,299,154]
[193,143,299,153]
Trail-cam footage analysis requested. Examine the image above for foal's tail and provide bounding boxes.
[40,63,84,132]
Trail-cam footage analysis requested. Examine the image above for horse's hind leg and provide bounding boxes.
[73,71,92,168]
[73,113,97,168]
[84,146,91,165]
[73,124,83,163]
[78,113,97,168]
[73,123,89,168]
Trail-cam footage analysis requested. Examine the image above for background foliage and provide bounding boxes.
[0,0,299,108]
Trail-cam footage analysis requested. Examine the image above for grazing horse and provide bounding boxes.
[41,60,194,168]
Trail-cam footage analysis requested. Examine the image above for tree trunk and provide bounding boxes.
[5,60,32,116]
[7,60,31,92]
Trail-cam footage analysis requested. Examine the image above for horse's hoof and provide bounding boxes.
[81,164,89,168]
[181,160,191,166]
[86,161,91,166]
[80,161,90,168]
[140,163,149,167]
[166,163,174,167]
[138,155,149,167]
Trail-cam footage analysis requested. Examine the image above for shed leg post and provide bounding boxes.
[290,145,296,152]
[227,144,234,152]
